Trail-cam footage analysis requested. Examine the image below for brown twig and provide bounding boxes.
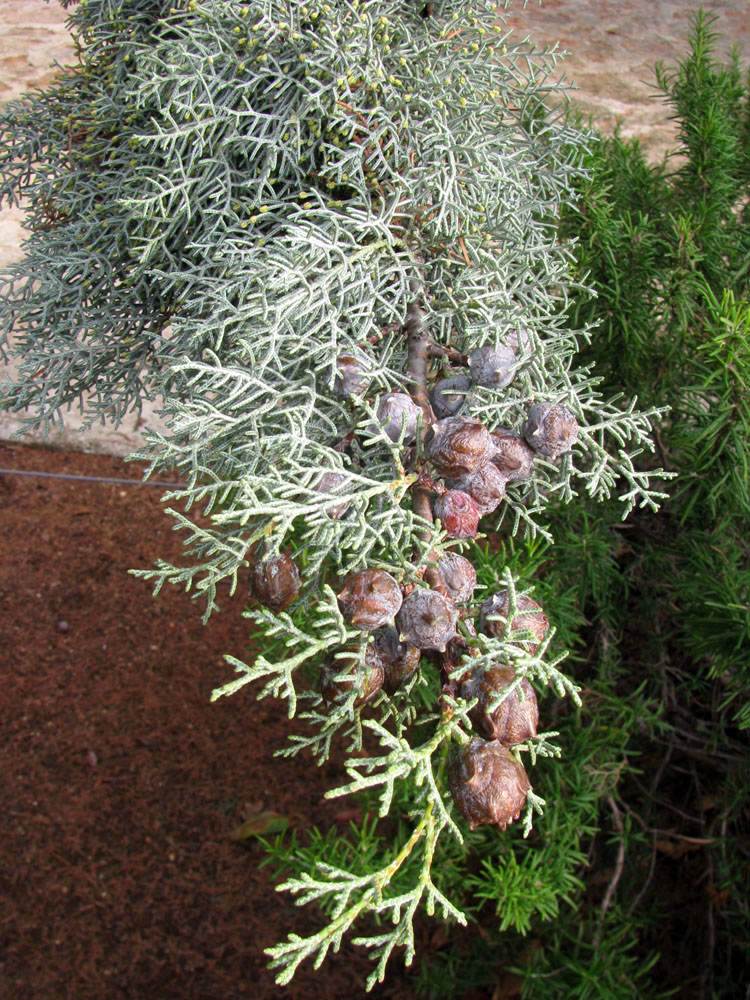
[334,100,372,130]
[404,284,440,591]
[626,833,658,918]
[416,469,446,497]
[404,297,432,423]
[593,796,626,947]
[366,322,402,345]
[426,343,469,366]
[616,796,716,844]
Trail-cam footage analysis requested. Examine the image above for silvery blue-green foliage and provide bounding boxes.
[0,0,668,989]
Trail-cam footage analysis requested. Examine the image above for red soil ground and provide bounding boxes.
[0,442,443,1000]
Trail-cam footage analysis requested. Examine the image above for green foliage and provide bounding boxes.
[566,11,750,404]
[671,287,750,521]
[346,10,750,996]
[517,906,667,1000]
[561,10,750,731]
[551,9,750,998]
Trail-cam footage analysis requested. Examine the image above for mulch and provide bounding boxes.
[0,441,436,1000]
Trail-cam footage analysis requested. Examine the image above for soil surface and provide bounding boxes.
[0,442,431,1000]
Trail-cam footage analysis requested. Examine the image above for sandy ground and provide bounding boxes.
[502,0,750,161]
[0,0,75,307]
[1,0,749,455]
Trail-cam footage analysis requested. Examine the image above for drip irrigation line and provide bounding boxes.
[0,467,184,489]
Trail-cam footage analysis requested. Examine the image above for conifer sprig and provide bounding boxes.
[0,0,673,990]
[266,799,466,990]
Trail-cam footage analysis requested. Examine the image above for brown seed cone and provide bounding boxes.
[321,643,384,707]
[460,665,539,745]
[448,737,530,831]
[396,588,458,651]
[373,626,421,694]
[489,428,535,483]
[450,460,507,516]
[314,471,350,519]
[436,553,477,604]
[337,568,403,630]
[334,355,367,398]
[468,343,517,389]
[429,375,472,420]
[250,554,301,612]
[523,402,578,458]
[433,490,480,539]
[376,392,421,444]
[478,591,549,654]
[504,327,531,354]
[424,416,492,477]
